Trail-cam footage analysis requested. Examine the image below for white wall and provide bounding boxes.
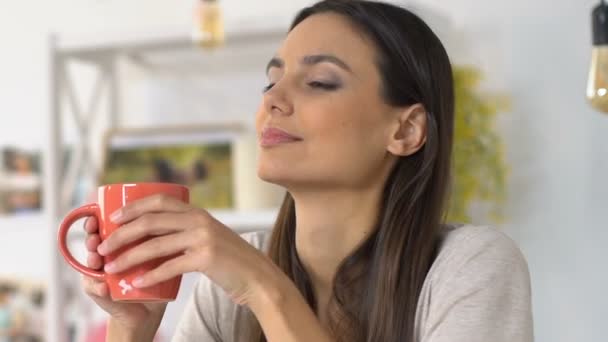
[0,0,606,341]
[417,1,608,341]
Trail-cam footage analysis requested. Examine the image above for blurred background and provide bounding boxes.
[0,0,606,341]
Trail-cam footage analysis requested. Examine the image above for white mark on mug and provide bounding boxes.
[119,279,133,295]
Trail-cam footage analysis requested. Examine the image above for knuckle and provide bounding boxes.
[105,232,119,248]
[138,214,153,228]
[137,214,157,234]
[86,253,96,267]
[193,209,214,229]
[122,248,139,263]
[85,216,95,225]
[81,277,96,294]
[120,205,132,218]
[153,194,167,207]
[202,243,218,263]
[87,234,98,244]
[123,222,138,237]
[147,237,163,253]
[197,248,213,271]
[156,260,171,275]
[195,227,210,245]
[113,256,126,270]
[194,208,211,222]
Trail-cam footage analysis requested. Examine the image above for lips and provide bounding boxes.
[260,127,302,147]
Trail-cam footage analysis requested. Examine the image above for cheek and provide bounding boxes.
[257,89,389,186]
[300,109,386,185]
[304,102,383,156]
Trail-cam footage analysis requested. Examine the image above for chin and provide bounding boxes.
[257,158,309,191]
[257,164,289,187]
[257,151,285,178]
[257,154,337,190]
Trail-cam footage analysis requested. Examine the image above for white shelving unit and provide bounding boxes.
[46,27,285,342]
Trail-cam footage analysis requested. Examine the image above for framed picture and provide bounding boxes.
[0,148,43,215]
[0,277,46,341]
[100,124,244,210]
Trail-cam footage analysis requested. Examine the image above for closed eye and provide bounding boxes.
[308,81,340,91]
[262,83,275,93]
[263,81,341,93]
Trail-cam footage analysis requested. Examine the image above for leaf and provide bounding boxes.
[447,66,509,224]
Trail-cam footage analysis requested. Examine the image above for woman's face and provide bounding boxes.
[256,13,402,191]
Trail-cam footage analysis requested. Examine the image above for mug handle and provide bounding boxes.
[57,203,106,281]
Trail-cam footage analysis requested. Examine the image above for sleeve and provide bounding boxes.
[421,228,534,342]
[171,275,222,342]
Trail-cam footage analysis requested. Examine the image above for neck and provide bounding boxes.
[291,185,383,310]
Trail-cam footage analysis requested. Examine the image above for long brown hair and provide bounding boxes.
[258,1,455,341]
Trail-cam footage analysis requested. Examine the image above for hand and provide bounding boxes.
[82,216,166,333]
[97,194,286,306]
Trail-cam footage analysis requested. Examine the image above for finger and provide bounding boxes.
[87,252,104,270]
[132,254,196,289]
[98,212,199,256]
[86,235,102,252]
[82,276,109,298]
[83,216,98,233]
[110,194,191,225]
[105,232,192,274]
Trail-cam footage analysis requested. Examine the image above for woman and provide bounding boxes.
[82,1,533,341]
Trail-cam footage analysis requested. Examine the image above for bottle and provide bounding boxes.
[587,0,608,113]
[192,0,225,48]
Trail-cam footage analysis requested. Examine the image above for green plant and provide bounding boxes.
[447,66,509,223]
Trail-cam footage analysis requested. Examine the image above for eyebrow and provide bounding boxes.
[265,54,353,74]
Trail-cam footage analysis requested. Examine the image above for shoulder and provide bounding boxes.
[440,223,521,252]
[429,224,530,282]
[414,225,534,341]
[423,223,532,303]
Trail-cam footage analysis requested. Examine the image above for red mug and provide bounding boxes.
[57,183,189,302]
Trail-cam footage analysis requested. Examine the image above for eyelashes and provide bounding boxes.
[262,83,275,93]
[262,81,341,93]
[308,81,340,91]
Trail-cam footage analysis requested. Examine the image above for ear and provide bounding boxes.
[386,104,427,157]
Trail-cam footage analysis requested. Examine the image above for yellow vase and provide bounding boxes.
[192,0,225,48]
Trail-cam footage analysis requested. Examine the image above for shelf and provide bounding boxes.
[56,27,286,59]
[47,23,285,342]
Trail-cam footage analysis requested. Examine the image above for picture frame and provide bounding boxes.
[0,148,43,215]
[0,276,46,341]
[99,123,245,210]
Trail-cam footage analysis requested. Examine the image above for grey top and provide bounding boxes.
[172,225,534,342]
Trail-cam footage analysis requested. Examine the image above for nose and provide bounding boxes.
[263,80,294,117]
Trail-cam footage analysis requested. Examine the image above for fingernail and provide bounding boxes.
[132,277,145,288]
[110,210,123,223]
[104,262,117,273]
[97,242,108,255]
